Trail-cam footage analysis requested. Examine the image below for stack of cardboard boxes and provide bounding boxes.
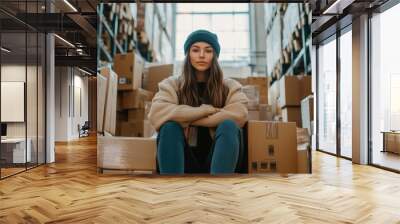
[243,75,312,174]
[97,52,174,174]
[113,52,173,138]
[236,76,311,174]
[278,75,311,127]
[237,76,273,121]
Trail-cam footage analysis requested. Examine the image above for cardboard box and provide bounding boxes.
[247,77,268,86]
[297,127,310,173]
[300,75,312,99]
[268,81,280,116]
[113,52,144,91]
[119,119,155,138]
[232,77,248,86]
[97,69,109,133]
[301,95,314,134]
[143,63,173,93]
[248,104,274,121]
[385,132,400,154]
[279,76,300,107]
[297,128,310,145]
[248,110,261,121]
[297,149,309,173]
[119,88,154,110]
[282,107,302,127]
[98,67,118,135]
[128,109,146,121]
[259,104,273,121]
[248,121,297,173]
[120,120,145,137]
[242,85,260,110]
[247,77,269,104]
[97,134,157,172]
[278,75,311,107]
[117,110,128,121]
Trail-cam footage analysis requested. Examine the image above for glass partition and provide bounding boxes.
[0,0,46,179]
[0,30,28,177]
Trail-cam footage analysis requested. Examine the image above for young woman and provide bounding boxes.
[148,29,248,174]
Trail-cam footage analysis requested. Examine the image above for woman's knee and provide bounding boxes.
[160,121,182,134]
[158,121,185,145]
[216,119,239,134]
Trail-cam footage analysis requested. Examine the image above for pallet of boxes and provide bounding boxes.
[97,51,173,174]
[239,75,311,174]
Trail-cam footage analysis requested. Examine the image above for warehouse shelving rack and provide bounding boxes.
[97,3,129,65]
[281,5,312,78]
[265,3,312,85]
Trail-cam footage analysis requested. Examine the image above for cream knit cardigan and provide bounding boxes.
[148,76,249,138]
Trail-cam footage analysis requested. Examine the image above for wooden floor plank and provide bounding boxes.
[0,135,399,223]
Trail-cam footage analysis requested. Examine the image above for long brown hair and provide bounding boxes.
[178,52,228,108]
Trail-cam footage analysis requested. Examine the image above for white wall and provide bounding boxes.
[54,67,89,141]
[55,67,69,141]
[1,65,32,137]
[72,72,89,138]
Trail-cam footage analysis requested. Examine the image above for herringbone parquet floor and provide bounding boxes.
[1,135,400,223]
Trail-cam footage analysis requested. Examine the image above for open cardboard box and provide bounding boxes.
[97,132,157,174]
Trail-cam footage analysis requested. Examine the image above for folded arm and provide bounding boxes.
[148,79,217,131]
[191,88,248,128]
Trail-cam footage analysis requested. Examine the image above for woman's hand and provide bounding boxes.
[200,104,220,116]
[191,105,222,127]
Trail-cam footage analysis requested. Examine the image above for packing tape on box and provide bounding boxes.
[265,122,278,139]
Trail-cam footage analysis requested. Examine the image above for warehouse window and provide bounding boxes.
[339,29,352,159]
[175,3,250,64]
[317,36,337,155]
[370,3,400,171]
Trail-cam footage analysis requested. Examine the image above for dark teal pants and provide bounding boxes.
[157,119,241,174]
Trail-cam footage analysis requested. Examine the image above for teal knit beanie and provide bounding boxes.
[184,29,220,57]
